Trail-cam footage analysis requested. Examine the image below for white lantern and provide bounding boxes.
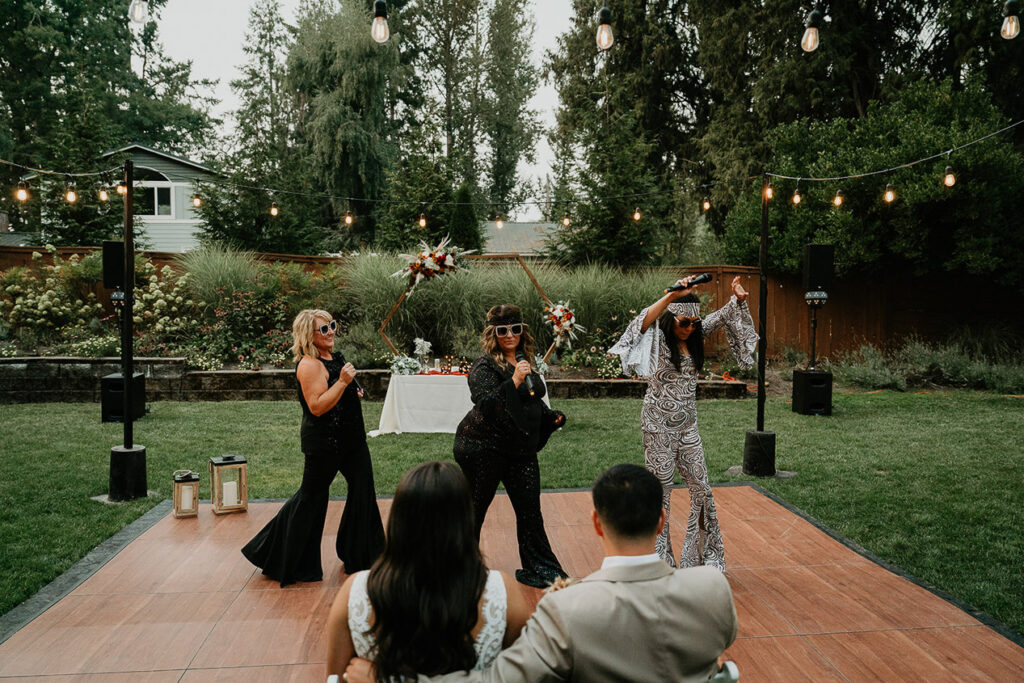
[173,470,200,518]
[209,455,248,515]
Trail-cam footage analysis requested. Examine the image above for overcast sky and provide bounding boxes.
[157,0,573,217]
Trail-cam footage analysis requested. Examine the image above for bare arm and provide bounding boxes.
[640,276,699,333]
[501,571,532,647]
[298,356,355,417]
[325,574,357,678]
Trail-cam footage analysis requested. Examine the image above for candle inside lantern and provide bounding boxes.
[181,485,193,510]
[222,481,239,506]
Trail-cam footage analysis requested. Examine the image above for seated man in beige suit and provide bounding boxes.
[344,463,738,682]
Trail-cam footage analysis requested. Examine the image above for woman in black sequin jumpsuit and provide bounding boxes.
[242,309,385,586]
[454,304,568,588]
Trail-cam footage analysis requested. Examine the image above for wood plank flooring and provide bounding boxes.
[1,486,1021,681]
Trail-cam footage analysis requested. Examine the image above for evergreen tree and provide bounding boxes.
[448,182,483,250]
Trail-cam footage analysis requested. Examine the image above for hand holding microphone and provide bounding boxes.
[665,272,712,293]
[514,351,536,396]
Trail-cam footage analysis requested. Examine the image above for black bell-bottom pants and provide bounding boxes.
[455,448,567,588]
[242,440,385,586]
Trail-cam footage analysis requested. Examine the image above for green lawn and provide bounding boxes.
[1,392,1022,635]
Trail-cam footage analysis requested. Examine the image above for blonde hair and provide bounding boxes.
[291,309,333,363]
[481,304,536,370]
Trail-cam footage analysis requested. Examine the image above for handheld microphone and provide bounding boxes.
[515,351,536,397]
[352,376,365,398]
[665,272,712,293]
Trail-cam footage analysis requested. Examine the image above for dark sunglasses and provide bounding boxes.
[494,323,524,337]
[675,316,700,329]
[317,320,338,335]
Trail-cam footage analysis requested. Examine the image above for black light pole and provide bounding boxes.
[743,173,777,476]
[109,159,146,501]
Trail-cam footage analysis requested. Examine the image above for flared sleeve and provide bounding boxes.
[608,306,662,378]
[701,296,759,370]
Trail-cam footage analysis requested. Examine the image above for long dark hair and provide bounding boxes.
[657,301,704,373]
[366,462,488,681]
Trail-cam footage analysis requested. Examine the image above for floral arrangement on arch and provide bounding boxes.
[544,300,585,348]
[392,236,475,296]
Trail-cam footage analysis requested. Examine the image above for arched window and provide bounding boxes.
[133,166,172,217]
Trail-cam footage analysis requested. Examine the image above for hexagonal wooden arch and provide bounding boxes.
[378,253,561,362]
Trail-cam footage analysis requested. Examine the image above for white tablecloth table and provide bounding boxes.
[373,373,549,435]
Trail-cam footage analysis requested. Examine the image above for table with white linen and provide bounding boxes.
[373,373,549,435]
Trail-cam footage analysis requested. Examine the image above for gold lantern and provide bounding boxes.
[208,455,248,515]
[173,470,200,518]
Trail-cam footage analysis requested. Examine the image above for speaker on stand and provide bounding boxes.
[794,244,834,416]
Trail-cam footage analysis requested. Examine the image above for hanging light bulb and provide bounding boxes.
[801,6,822,52]
[270,201,279,216]
[15,180,29,202]
[596,6,615,51]
[128,0,148,24]
[701,196,711,211]
[192,193,202,207]
[344,210,354,226]
[764,183,774,200]
[99,187,109,202]
[116,179,127,195]
[496,215,504,230]
[372,1,390,43]
[943,166,956,187]
[884,183,896,203]
[1002,0,1021,39]
[562,211,571,227]
[632,207,642,221]
[64,176,77,203]
[832,189,844,207]
[792,187,802,205]
[419,212,427,228]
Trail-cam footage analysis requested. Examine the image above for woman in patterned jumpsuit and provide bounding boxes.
[610,275,757,570]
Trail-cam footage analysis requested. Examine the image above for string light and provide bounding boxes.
[883,183,896,203]
[192,193,202,207]
[943,166,956,187]
[419,212,427,228]
[64,176,77,203]
[99,187,109,202]
[116,180,127,195]
[1002,0,1021,39]
[832,189,844,207]
[596,6,614,51]
[344,210,354,225]
[764,183,774,200]
[792,186,802,205]
[801,6,822,52]
[128,0,148,24]
[632,207,641,221]
[702,196,711,211]
[496,215,504,230]
[15,180,29,202]
[371,1,390,43]
[270,201,279,216]
[562,211,571,227]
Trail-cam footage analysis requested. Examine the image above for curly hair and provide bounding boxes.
[480,304,536,370]
[290,309,332,364]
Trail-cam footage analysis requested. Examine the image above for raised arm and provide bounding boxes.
[640,275,701,333]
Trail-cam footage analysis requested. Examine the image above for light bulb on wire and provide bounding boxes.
[128,0,148,24]
[801,6,822,52]
[884,183,896,203]
[270,201,279,217]
[562,211,571,227]
[832,189,844,207]
[792,187,802,205]
[1002,0,1021,39]
[344,211,354,226]
[702,196,711,211]
[943,166,956,187]
[371,1,390,43]
[419,213,427,228]
[64,176,77,204]
[116,180,127,195]
[764,183,774,200]
[496,215,504,230]
[632,207,641,221]
[99,187,109,202]
[15,180,29,202]
[192,193,202,208]
[596,6,614,51]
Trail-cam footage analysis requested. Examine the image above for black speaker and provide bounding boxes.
[101,372,146,423]
[102,240,124,289]
[802,243,834,292]
[792,369,832,416]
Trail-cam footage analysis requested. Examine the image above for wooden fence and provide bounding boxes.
[2,246,1017,359]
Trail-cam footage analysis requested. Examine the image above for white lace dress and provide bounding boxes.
[347,569,507,671]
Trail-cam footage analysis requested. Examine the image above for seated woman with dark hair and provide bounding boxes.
[325,461,531,681]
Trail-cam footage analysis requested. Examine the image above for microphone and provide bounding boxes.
[352,376,365,398]
[665,272,712,293]
[515,350,536,397]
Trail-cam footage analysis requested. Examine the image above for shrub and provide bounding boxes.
[834,345,908,391]
[173,245,260,306]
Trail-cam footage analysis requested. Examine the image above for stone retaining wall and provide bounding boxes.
[0,358,748,403]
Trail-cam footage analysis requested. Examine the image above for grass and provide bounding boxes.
[1,391,1022,635]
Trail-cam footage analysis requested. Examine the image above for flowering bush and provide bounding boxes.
[392,236,474,295]
[130,264,203,338]
[558,322,627,379]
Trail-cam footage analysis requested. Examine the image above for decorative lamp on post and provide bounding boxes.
[173,470,200,518]
[209,455,248,515]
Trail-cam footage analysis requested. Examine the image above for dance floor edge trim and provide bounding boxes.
[1,482,1020,649]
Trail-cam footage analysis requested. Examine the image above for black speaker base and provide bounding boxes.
[109,445,147,501]
[743,430,776,477]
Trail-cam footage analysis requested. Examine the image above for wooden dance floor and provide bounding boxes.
[1,485,1022,681]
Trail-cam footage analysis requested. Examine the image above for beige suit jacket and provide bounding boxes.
[423,562,738,683]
